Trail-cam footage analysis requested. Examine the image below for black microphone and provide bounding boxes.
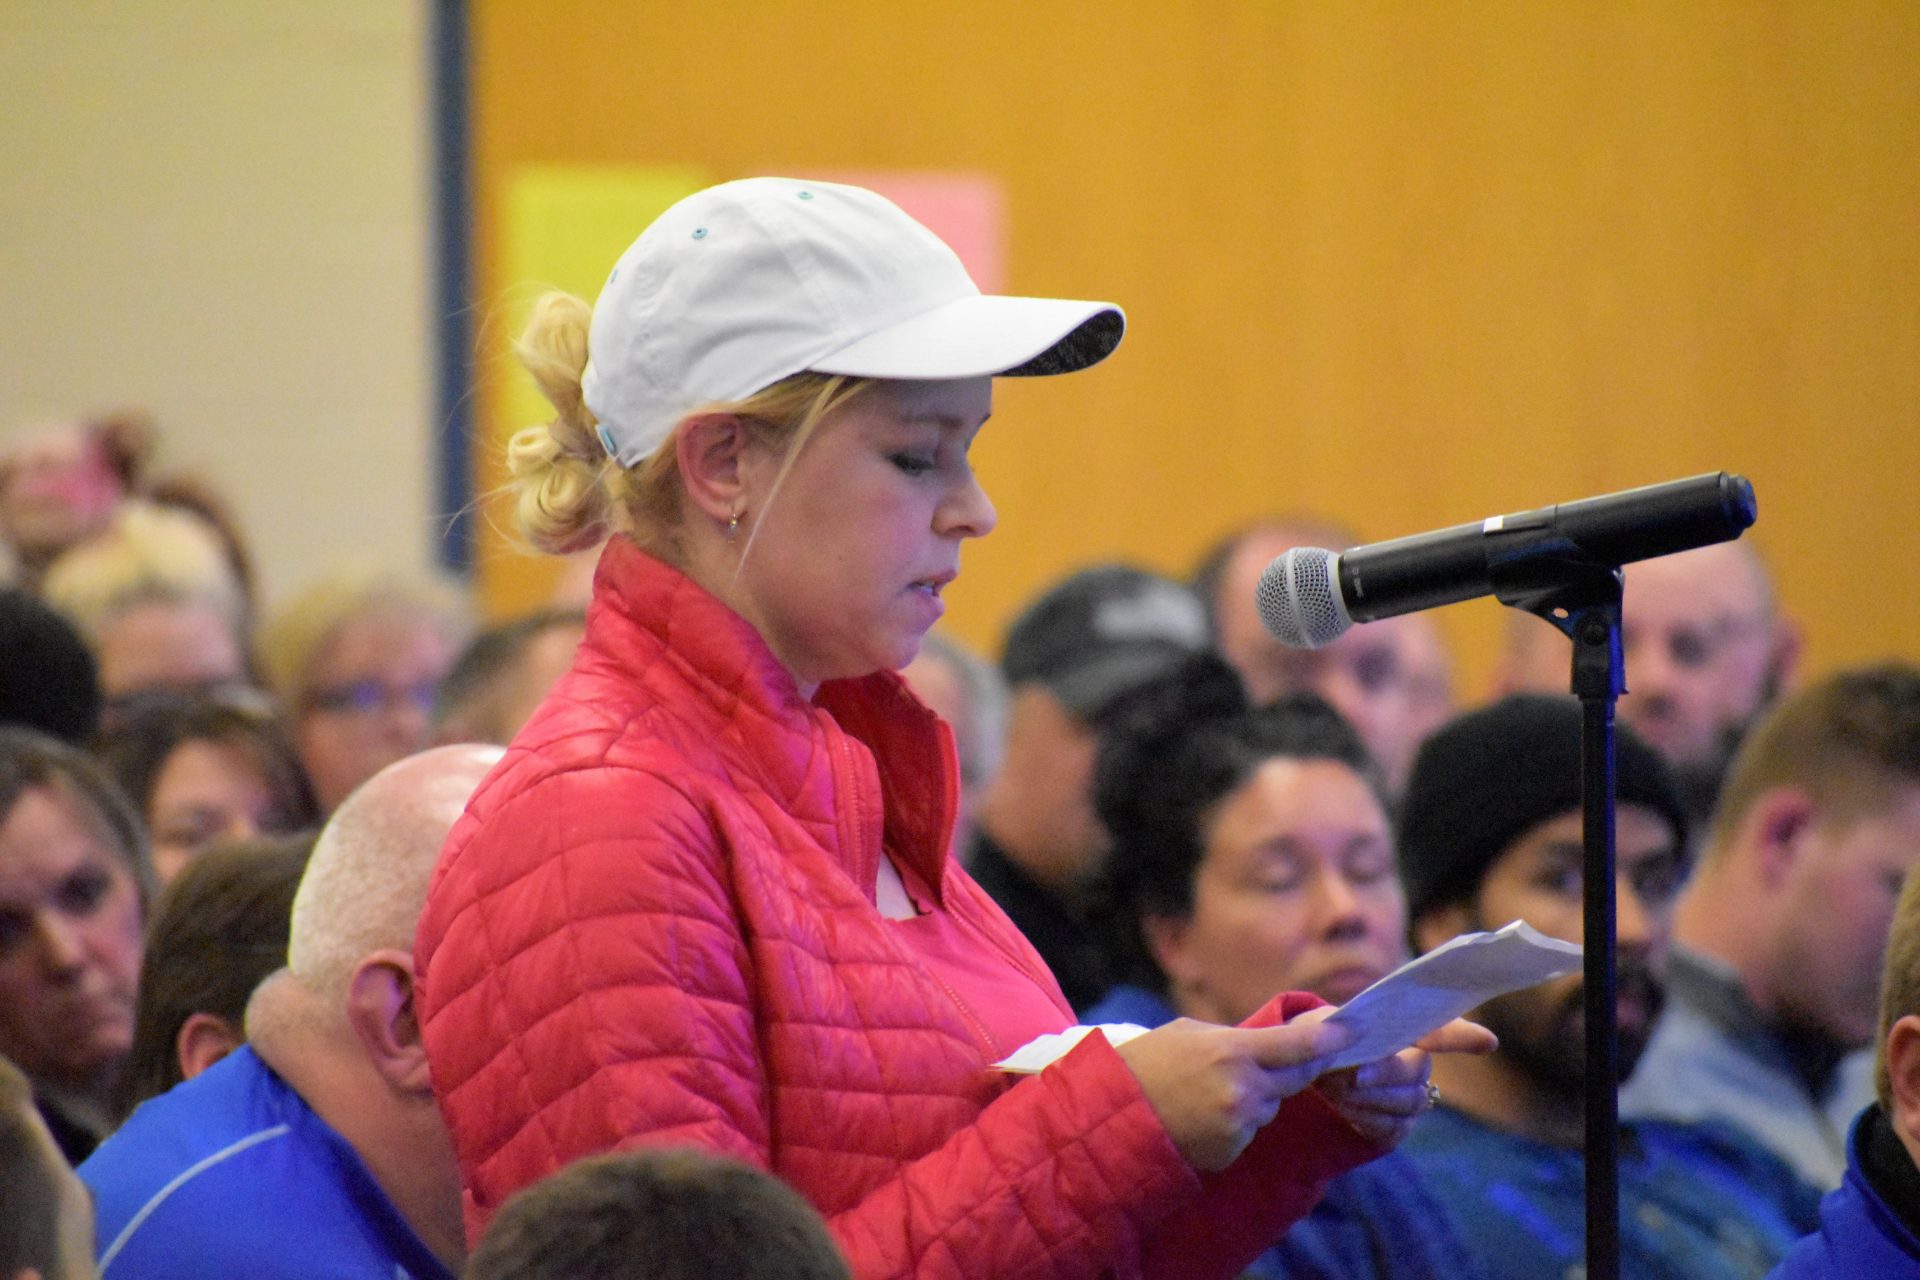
[1255,471,1758,648]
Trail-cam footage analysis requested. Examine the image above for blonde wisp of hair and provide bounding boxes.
[506,291,871,560]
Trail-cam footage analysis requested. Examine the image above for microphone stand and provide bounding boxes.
[1489,538,1627,1280]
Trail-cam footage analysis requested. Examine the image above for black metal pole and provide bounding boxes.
[1570,604,1625,1280]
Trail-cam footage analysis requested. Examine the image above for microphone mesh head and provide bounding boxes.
[1254,547,1352,650]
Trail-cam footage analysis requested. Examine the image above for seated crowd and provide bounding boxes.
[4,411,1919,1279]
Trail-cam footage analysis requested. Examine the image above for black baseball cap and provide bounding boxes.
[1000,565,1211,720]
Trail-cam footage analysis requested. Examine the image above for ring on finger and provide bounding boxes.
[1425,1082,1441,1108]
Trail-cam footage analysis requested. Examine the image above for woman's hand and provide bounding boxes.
[1114,1015,1356,1172]
[1313,1016,1498,1149]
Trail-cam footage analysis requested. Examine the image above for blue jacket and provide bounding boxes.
[1769,1107,1920,1278]
[79,1046,451,1280]
[1081,983,1482,1280]
[1403,1101,1821,1280]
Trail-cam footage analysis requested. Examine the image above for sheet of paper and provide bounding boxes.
[992,1023,1149,1074]
[990,920,1579,1076]
[1321,920,1581,1070]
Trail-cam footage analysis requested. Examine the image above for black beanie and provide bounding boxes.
[1397,694,1689,926]
[0,588,101,745]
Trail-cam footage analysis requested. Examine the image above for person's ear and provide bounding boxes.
[175,1011,244,1082]
[673,413,755,526]
[343,949,431,1094]
[1744,787,1816,890]
[1412,901,1472,956]
[1766,617,1803,701]
[1142,914,1200,994]
[1885,1015,1920,1149]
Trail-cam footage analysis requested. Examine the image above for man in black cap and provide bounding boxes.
[967,564,1209,1012]
[1394,694,1820,1280]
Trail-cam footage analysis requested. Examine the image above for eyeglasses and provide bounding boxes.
[304,679,438,717]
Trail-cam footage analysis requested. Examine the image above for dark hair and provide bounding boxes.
[466,1147,850,1280]
[431,607,585,742]
[93,689,319,839]
[119,833,314,1113]
[0,725,153,901]
[0,588,101,744]
[0,1056,68,1279]
[1091,654,1385,992]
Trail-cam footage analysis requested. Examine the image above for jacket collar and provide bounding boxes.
[585,538,961,901]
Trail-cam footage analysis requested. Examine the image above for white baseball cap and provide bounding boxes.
[580,177,1126,466]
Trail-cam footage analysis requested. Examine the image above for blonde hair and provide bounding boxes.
[506,291,871,558]
[40,499,244,640]
[258,567,470,706]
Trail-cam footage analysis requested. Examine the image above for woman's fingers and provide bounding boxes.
[1413,1016,1498,1056]
[1243,1012,1355,1071]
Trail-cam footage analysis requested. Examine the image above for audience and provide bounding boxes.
[967,564,1211,1011]
[1193,517,1453,795]
[1499,540,1799,826]
[464,1147,851,1280]
[1771,863,1920,1275]
[258,570,470,811]
[117,835,313,1114]
[39,502,253,715]
[93,691,319,883]
[0,413,148,592]
[81,744,500,1279]
[1396,695,1819,1280]
[0,730,151,1165]
[0,590,101,745]
[899,628,1008,856]
[430,608,584,746]
[1624,664,1920,1189]
[1083,655,1478,1279]
[0,1055,95,1280]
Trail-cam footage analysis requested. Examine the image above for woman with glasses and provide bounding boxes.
[258,570,469,811]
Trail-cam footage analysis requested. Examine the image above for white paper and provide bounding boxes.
[990,920,1578,1077]
[1321,920,1582,1070]
[992,1022,1150,1074]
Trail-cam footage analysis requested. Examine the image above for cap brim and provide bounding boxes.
[809,295,1125,381]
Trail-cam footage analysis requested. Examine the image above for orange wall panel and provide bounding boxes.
[470,2,1920,697]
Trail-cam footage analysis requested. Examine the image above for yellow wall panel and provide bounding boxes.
[470,2,1920,697]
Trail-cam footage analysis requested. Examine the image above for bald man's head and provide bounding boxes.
[1198,518,1451,792]
[286,744,503,1002]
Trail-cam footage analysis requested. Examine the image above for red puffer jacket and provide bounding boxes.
[416,540,1378,1279]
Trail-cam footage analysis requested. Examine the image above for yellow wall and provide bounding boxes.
[470,2,1919,697]
[2,1,435,608]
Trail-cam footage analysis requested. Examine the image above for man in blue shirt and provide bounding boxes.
[1624,666,1920,1190]
[1772,860,1920,1275]
[81,744,503,1279]
[1395,696,1821,1280]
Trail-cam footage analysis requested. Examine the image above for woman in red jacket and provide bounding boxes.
[414,177,1491,1280]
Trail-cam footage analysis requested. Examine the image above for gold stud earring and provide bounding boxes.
[727,507,742,541]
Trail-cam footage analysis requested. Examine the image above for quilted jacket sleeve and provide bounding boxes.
[1139,992,1388,1280]
[418,762,1201,1279]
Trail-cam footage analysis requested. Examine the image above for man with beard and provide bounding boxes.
[1496,541,1798,833]
[1395,695,1820,1280]
[1623,666,1920,1190]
